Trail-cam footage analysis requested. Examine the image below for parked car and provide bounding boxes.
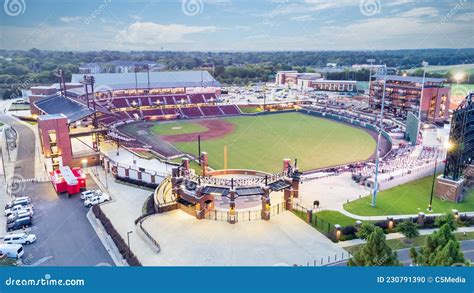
[4,205,33,218]
[5,197,31,209]
[84,193,110,207]
[80,189,102,200]
[6,216,32,232]
[6,210,31,223]
[2,232,36,245]
[0,243,24,259]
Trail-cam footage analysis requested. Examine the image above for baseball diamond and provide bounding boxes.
[118,112,384,173]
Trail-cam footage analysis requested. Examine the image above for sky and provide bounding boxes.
[0,0,473,51]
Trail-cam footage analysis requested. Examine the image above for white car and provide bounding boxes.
[84,193,110,207]
[80,189,102,200]
[2,233,37,245]
[5,197,31,209]
[4,205,34,217]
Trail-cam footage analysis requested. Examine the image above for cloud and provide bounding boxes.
[454,12,474,22]
[59,16,82,23]
[290,15,314,22]
[115,22,217,46]
[400,7,439,18]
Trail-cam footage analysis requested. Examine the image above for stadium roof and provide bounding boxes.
[70,70,221,91]
[34,95,95,123]
[374,75,446,83]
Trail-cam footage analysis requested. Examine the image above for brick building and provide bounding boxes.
[370,75,450,122]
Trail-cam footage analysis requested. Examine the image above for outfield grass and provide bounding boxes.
[172,112,376,173]
[151,121,208,135]
[344,176,474,216]
[407,63,474,75]
[238,105,263,114]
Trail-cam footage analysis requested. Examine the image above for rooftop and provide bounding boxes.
[374,74,446,84]
[70,70,221,91]
[34,95,95,123]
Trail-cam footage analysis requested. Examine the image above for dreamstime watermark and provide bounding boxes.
[6,174,51,195]
[84,0,112,25]
[359,0,381,17]
[8,76,33,100]
[181,0,203,17]
[93,84,115,109]
[3,0,26,16]
[4,274,85,287]
[262,0,289,26]
[441,0,467,24]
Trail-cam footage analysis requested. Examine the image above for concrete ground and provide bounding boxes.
[140,210,346,266]
[298,172,371,211]
[92,166,153,264]
[0,112,113,266]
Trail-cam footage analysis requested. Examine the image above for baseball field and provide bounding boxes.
[119,112,378,173]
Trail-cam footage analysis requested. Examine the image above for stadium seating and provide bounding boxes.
[200,105,222,116]
[111,98,130,108]
[181,107,203,118]
[219,105,241,115]
[142,108,164,117]
[189,94,206,104]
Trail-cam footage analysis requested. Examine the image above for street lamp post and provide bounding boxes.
[428,155,438,212]
[416,61,429,143]
[429,142,451,211]
[127,231,133,258]
[371,64,387,207]
[366,58,375,107]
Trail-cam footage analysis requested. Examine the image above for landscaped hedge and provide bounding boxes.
[116,175,159,190]
[92,205,142,266]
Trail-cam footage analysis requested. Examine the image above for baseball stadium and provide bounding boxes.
[29,70,392,175]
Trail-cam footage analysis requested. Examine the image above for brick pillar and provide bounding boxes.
[229,190,236,224]
[195,188,204,220]
[261,187,270,221]
[284,187,293,211]
[417,212,425,226]
[283,158,291,172]
[201,152,208,176]
[306,209,313,223]
[291,168,300,199]
[182,158,190,172]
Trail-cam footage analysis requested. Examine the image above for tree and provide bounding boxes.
[410,223,467,266]
[435,213,457,231]
[356,222,377,240]
[396,220,420,242]
[348,227,401,266]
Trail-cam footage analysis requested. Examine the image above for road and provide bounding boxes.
[0,114,114,266]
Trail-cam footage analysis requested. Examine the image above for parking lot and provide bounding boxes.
[3,177,114,266]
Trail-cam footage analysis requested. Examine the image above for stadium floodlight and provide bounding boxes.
[366,59,376,106]
[371,64,387,207]
[416,61,429,143]
[454,72,465,85]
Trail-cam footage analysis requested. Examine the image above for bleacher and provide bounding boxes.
[181,107,203,118]
[200,105,222,116]
[92,91,242,127]
[111,98,130,108]
[142,108,163,117]
[219,105,241,115]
